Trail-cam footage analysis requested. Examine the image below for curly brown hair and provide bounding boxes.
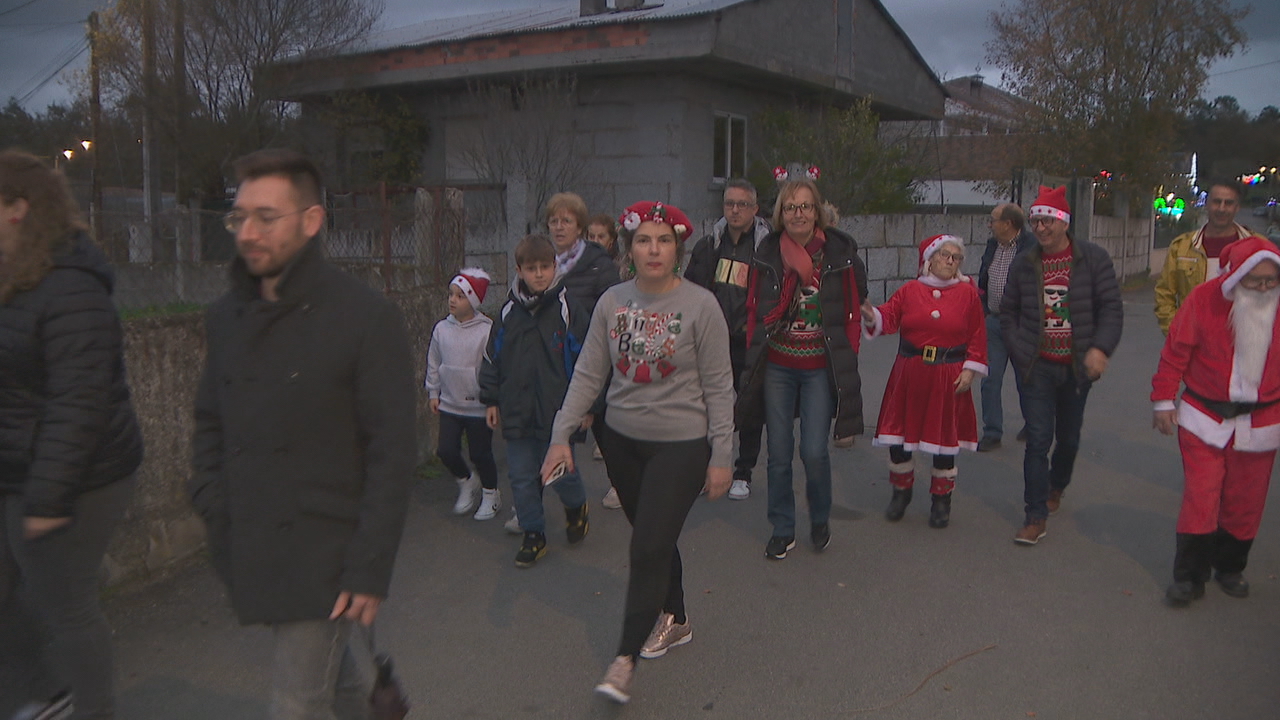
[0,150,86,303]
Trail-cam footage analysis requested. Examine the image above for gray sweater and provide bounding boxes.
[551,279,735,468]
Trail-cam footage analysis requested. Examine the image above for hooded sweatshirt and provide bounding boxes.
[425,312,493,417]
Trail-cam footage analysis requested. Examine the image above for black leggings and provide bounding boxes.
[889,445,955,471]
[602,425,709,659]
[436,412,498,490]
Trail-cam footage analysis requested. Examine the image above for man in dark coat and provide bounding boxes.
[1000,186,1123,546]
[976,201,1032,451]
[190,149,417,720]
[685,179,771,499]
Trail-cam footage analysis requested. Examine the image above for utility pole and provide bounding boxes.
[88,11,102,247]
[141,0,164,261]
[172,0,186,206]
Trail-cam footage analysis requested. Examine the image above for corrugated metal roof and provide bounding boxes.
[347,0,749,55]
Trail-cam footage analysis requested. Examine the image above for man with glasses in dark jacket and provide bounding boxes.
[685,179,771,500]
[1000,186,1123,545]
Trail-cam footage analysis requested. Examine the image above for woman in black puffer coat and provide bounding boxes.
[0,150,142,720]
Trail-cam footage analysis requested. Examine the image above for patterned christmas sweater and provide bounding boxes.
[550,280,736,468]
[1038,245,1074,363]
[767,267,828,370]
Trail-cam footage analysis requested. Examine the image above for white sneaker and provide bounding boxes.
[503,509,522,534]
[474,488,501,520]
[602,486,622,509]
[452,474,480,515]
[728,479,750,500]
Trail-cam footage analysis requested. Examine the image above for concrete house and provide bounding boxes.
[266,0,946,297]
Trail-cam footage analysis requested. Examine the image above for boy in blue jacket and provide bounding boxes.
[480,234,591,567]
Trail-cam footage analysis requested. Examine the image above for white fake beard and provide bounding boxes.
[1230,285,1280,390]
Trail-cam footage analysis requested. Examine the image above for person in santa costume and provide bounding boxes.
[861,235,988,528]
[1152,235,1280,606]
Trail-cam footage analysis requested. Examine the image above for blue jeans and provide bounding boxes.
[1019,361,1091,522]
[270,619,374,720]
[507,438,587,534]
[764,363,833,537]
[980,313,1023,439]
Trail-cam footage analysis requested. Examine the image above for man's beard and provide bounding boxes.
[1230,284,1280,390]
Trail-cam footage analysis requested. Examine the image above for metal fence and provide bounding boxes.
[102,182,504,313]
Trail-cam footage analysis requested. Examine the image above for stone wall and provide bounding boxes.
[104,287,445,587]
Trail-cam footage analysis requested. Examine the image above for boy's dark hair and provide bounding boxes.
[233,149,323,207]
[1207,178,1245,201]
[514,233,556,267]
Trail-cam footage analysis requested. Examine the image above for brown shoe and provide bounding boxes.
[1014,519,1047,545]
[594,655,634,704]
[1047,488,1064,515]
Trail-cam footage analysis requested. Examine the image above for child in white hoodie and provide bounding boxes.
[426,268,500,519]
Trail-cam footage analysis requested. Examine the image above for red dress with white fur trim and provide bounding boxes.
[868,279,988,454]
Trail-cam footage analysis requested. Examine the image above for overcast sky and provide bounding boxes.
[1,0,1276,114]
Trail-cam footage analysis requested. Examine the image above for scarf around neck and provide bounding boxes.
[764,228,827,326]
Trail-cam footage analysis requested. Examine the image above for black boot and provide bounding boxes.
[928,493,952,529]
[885,487,912,521]
[1167,532,1213,607]
[1212,529,1254,598]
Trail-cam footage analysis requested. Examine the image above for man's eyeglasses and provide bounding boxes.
[1029,217,1057,228]
[723,200,756,210]
[223,208,309,234]
[1239,274,1280,290]
[782,202,815,215]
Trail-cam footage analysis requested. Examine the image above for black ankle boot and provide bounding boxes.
[885,487,912,521]
[928,493,952,528]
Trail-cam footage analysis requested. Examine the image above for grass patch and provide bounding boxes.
[417,457,447,481]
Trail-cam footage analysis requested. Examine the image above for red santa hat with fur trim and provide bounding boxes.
[1029,185,1071,224]
[1219,237,1280,298]
[451,267,491,309]
[918,234,965,275]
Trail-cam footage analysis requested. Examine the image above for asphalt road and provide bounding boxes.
[106,288,1280,719]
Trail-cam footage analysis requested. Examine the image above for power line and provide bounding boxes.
[14,37,88,107]
[0,0,47,20]
[0,20,83,29]
[1208,59,1280,77]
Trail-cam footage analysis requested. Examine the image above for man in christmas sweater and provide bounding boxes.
[1000,185,1123,545]
[1152,236,1280,606]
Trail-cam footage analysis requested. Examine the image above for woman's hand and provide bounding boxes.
[540,444,574,486]
[954,369,976,394]
[860,299,876,325]
[429,398,440,414]
[703,466,732,500]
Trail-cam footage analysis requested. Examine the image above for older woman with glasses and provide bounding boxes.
[860,235,987,528]
[743,175,869,560]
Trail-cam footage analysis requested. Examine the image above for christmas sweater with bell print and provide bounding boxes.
[550,280,736,469]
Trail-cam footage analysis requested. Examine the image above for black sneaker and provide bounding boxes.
[515,531,547,568]
[811,523,831,552]
[764,535,795,560]
[565,502,589,545]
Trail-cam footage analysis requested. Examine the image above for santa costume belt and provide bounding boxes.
[1182,387,1280,420]
[898,340,967,365]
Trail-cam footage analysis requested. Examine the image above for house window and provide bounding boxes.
[713,112,747,180]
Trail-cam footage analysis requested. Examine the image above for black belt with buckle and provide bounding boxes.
[899,340,967,365]
[1183,387,1280,420]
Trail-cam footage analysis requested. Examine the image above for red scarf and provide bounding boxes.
[763,228,826,326]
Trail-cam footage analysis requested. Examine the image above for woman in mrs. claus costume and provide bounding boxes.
[860,234,988,528]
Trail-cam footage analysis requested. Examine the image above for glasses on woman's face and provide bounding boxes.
[782,202,815,215]
[547,217,577,228]
[934,250,964,263]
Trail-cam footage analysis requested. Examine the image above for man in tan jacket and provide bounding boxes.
[1155,179,1263,334]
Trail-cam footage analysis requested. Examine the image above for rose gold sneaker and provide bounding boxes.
[639,612,693,659]
[594,655,634,704]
